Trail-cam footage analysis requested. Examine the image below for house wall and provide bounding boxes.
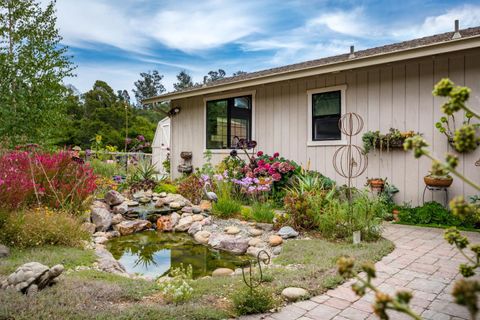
[170,48,480,205]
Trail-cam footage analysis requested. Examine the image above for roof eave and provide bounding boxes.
[143,35,480,104]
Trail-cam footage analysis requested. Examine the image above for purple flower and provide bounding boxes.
[125,138,132,145]
[85,149,92,156]
[201,174,210,182]
[137,135,145,142]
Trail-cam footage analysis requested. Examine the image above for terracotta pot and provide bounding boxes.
[424,176,453,188]
[369,180,385,190]
[392,209,400,222]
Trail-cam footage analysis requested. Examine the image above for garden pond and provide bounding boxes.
[105,230,249,278]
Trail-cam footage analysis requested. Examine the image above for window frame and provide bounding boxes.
[307,85,347,146]
[204,90,256,153]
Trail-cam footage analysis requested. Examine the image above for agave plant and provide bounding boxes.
[128,160,159,192]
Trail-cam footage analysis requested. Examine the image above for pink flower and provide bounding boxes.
[268,168,276,175]
[257,159,265,166]
[257,151,263,156]
[272,173,281,181]
[273,152,279,158]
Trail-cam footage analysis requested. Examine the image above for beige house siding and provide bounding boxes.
[170,48,480,206]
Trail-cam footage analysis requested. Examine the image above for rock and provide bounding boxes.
[272,246,282,255]
[91,205,113,232]
[104,190,125,206]
[93,231,107,238]
[0,245,10,258]
[94,236,108,244]
[212,268,234,277]
[187,222,202,235]
[192,214,204,222]
[132,191,145,199]
[278,226,299,239]
[281,287,309,301]
[111,214,124,225]
[170,212,180,227]
[192,206,202,214]
[1,262,64,294]
[201,217,212,226]
[163,194,192,206]
[112,202,129,215]
[182,206,193,213]
[199,200,212,212]
[125,200,139,207]
[114,220,152,236]
[106,231,120,239]
[248,238,263,247]
[156,216,174,231]
[155,198,166,208]
[175,216,194,232]
[194,231,211,244]
[256,223,273,231]
[81,222,96,235]
[246,246,262,257]
[139,197,151,204]
[95,246,126,275]
[181,212,192,218]
[248,228,263,237]
[169,202,182,209]
[268,235,283,247]
[224,226,240,235]
[208,234,249,254]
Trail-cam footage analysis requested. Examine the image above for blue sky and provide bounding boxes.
[47,0,480,98]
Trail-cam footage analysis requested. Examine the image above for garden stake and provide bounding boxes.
[241,250,271,293]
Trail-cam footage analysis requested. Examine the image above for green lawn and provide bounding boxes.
[0,238,394,320]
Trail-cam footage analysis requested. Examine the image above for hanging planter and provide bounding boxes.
[424,175,453,188]
[362,129,416,153]
[366,177,386,192]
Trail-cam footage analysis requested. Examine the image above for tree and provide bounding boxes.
[173,70,193,91]
[0,0,75,146]
[117,89,131,104]
[203,69,226,84]
[233,70,247,77]
[133,70,165,107]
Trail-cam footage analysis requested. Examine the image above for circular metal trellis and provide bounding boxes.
[333,113,368,203]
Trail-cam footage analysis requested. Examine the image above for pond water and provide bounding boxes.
[105,231,249,279]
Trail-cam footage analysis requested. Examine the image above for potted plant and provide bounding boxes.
[366,177,386,192]
[362,129,416,153]
[424,161,453,188]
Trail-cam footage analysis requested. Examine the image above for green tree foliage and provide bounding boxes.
[64,81,157,151]
[133,70,165,107]
[203,69,226,84]
[0,0,75,146]
[173,70,194,91]
[232,70,247,77]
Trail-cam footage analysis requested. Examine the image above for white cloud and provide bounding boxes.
[150,1,259,52]
[393,5,480,39]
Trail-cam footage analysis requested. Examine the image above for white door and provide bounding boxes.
[153,118,171,175]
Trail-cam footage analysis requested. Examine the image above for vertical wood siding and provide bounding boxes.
[170,49,480,205]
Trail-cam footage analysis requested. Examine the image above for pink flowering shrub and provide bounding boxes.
[0,149,97,210]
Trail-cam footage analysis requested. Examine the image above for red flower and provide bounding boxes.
[273,152,279,158]
[257,151,264,156]
[269,157,274,161]
[272,173,281,181]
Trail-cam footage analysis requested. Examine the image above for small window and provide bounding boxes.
[206,95,252,149]
[311,90,341,141]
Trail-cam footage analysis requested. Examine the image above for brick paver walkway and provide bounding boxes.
[241,224,480,320]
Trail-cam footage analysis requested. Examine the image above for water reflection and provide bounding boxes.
[106,231,248,278]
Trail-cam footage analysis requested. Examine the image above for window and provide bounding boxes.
[206,95,252,149]
[308,85,346,145]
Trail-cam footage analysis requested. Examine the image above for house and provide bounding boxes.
[144,23,480,205]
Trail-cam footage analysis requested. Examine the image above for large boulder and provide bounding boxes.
[278,226,299,239]
[208,234,249,254]
[114,220,152,236]
[112,202,129,215]
[81,222,96,235]
[111,214,125,225]
[95,246,126,275]
[281,287,309,301]
[212,268,234,277]
[175,216,194,232]
[194,231,211,244]
[163,194,191,206]
[104,190,125,206]
[91,203,113,232]
[1,262,64,294]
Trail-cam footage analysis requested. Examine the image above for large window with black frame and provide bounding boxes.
[206,95,252,149]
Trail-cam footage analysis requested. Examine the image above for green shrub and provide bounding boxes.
[154,183,178,194]
[397,201,466,227]
[212,198,242,218]
[315,190,386,241]
[0,208,90,248]
[250,202,275,223]
[232,287,276,315]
